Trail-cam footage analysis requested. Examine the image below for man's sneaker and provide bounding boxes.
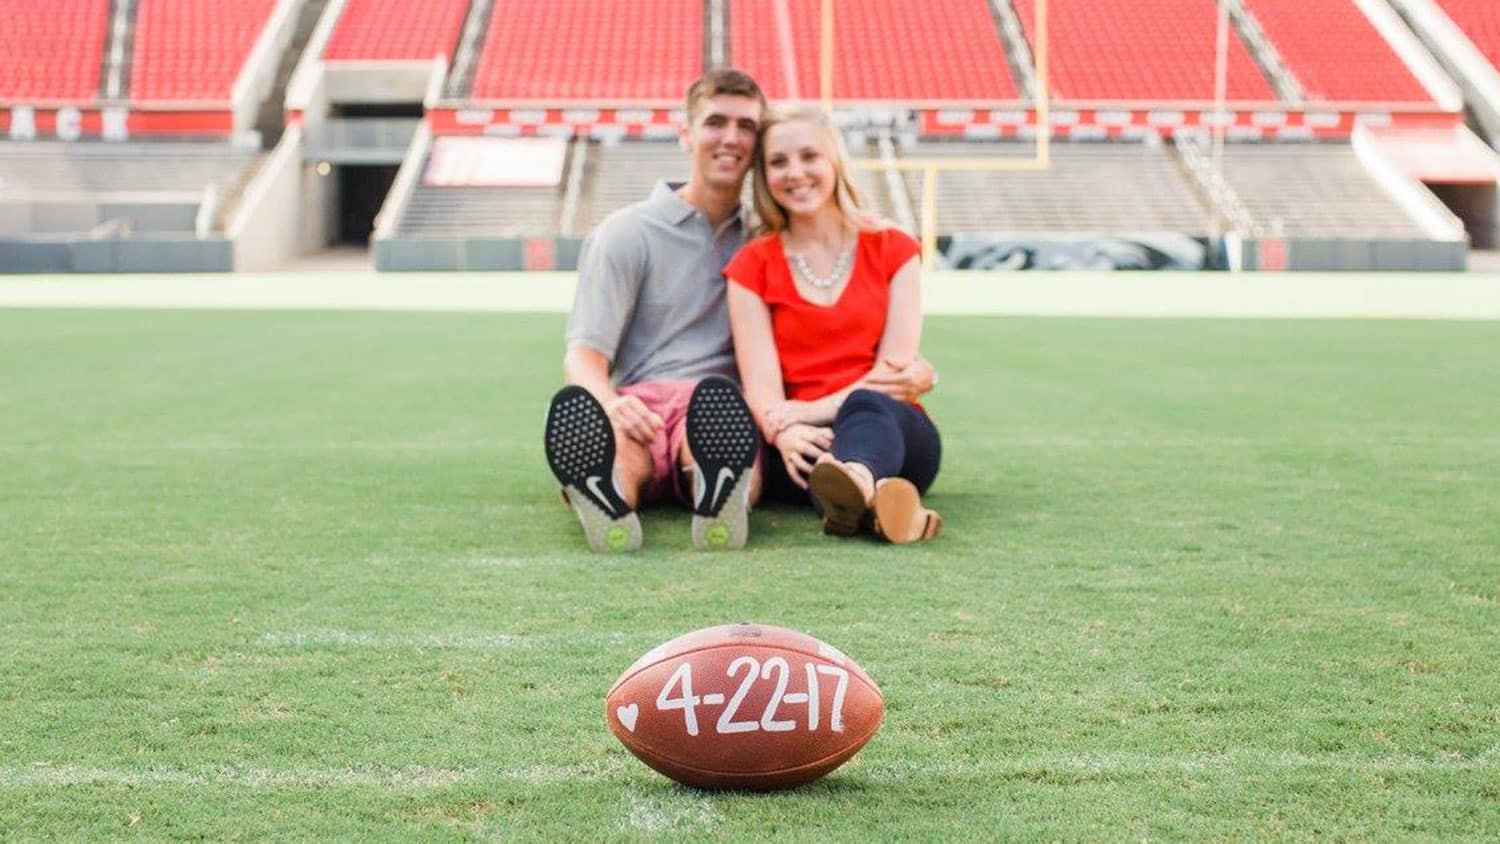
[543,386,642,553]
[684,375,758,550]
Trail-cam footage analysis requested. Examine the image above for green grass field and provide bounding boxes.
[2,308,1497,840]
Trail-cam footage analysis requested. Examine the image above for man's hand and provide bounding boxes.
[860,356,937,403]
[773,423,834,490]
[606,394,663,445]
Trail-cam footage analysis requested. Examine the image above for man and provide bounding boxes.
[543,68,934,552]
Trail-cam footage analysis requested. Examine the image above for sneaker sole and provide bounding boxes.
[544,385,640,553]
[685,376,758,550]
[690,470,751,550]
[564,489,643,553]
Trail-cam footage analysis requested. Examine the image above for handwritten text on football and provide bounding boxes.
[654,657,850,736]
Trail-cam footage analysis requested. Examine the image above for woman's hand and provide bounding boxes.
[773,423,834,489]
[764,400,833,437]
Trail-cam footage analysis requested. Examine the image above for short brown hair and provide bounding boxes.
[684,67,767,123]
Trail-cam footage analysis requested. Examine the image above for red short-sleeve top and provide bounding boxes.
[725,227,921,402]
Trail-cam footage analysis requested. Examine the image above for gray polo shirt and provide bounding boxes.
[565,181,746,388]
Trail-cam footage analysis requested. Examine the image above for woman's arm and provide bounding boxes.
[728,282,832,488]
[727,282,788,442]
[875,254,923,366]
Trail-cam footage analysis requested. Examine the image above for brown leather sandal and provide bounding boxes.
[872,478,942,543]
[809,460,872,536]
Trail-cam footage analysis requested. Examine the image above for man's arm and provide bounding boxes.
[563,218,661,445]
[563,345,661,445]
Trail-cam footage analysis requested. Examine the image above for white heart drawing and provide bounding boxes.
[616,704,639,732]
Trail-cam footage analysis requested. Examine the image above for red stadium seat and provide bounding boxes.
[130,0,277,101]
[1435,1,1500,80]
[471,0,702,100]
[1015,0,1274,101]
[731,0,1018,101]
[1242,0,1430,103]
[0,0,109,101]
[324,0,470,62]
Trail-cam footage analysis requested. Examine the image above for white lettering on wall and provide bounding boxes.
[56,107,83,141]
[9,106,36,141]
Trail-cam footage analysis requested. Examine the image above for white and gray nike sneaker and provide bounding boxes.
[684,375,759,550]
[543,386,642,553]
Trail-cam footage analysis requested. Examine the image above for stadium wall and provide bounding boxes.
[229,125,306,270]
[0,235,233,273]
[1239,237,1466,271]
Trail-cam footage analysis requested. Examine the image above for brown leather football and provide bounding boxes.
[605,622,883,791]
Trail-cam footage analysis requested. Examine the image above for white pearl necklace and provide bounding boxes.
[788,245,853,289]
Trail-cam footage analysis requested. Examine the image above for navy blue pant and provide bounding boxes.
[764,389,942,505]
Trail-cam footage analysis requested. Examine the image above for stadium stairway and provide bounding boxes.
[252,0,331,147]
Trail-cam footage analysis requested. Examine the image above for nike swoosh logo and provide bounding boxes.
[584,475,613,512]
[707,466,738,512]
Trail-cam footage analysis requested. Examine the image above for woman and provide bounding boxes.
[724,105,941,543]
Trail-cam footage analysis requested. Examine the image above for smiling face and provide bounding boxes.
[762,118,839,220]
[680,94,762,194]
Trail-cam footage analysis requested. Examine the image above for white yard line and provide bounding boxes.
[3,434,1498,453]
[4,748,1494,789]
[256,630,646,650]
[2,271,1500,318]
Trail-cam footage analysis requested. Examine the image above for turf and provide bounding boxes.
[1,309,1497,840]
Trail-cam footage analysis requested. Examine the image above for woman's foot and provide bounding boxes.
[808,456,874,536]
[872,478,942,544]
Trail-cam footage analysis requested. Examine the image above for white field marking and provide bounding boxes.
[363,551,591,570]
[853,750,1500,780]
[0,441,503,453]
[256,630,642,651]
[6,435,1500,456]
[5,750,1495,791]
[620,792,717,835]
[957,435,1500,450]
[1,760,632,788]
[3,270,1500,319]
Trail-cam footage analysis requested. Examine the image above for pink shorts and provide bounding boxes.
[617,379,698,505]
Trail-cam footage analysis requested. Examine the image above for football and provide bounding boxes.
[605,622,884,791]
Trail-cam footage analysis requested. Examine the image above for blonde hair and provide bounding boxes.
[751,105,879,235]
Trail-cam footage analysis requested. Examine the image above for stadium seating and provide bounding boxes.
[0,0,109,101]
[0,141,259,194]
[1015,0,1274,101]
[903,141,1212,234]
[579,143,688,232]
[1241,0,1430,102]
[470,0,702,100]
[131,0,278,101]
[324,0,471,62]
[1217,144,1433,237]
[730,0,1018,101]
[1434,0,1500,70]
